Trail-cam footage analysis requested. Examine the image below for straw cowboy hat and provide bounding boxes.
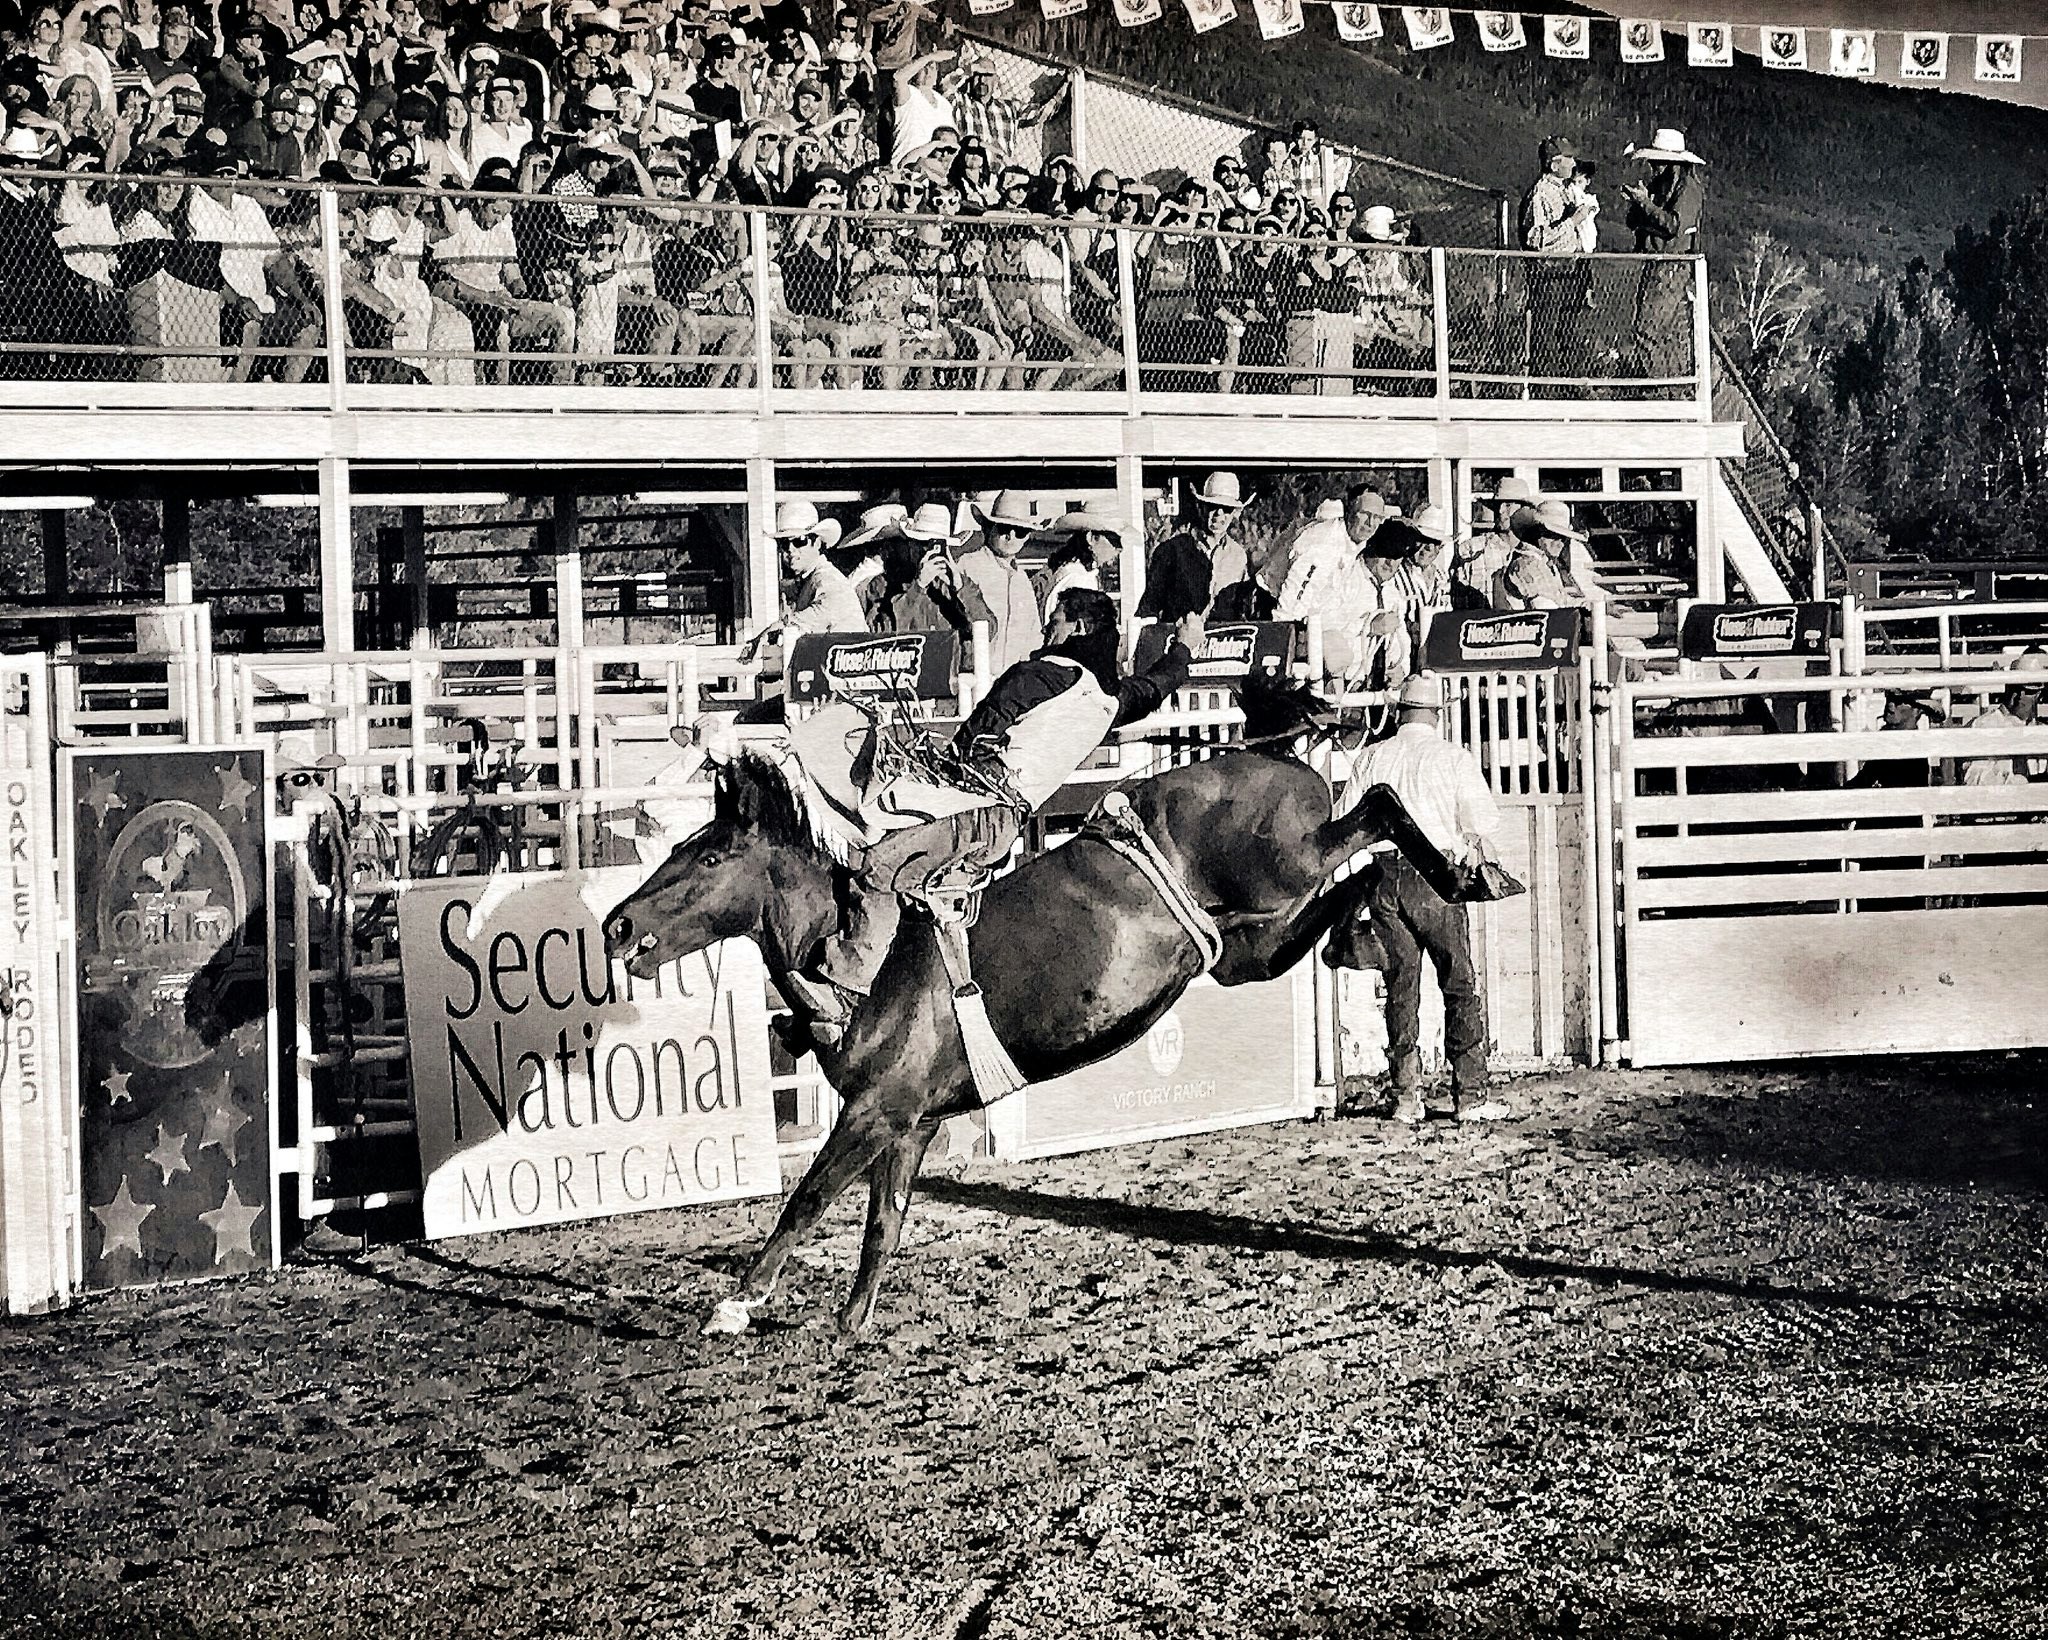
[1512,499,1587,545]
[972,491,1042,533]
[1402,504,1454,545]
[839,503,908,550]
[1625,127,1706,165]
[1192,471,1249,510]
[1396,673,1445,710]
[768,498,825,539]
[1359,205,1401,242]
[899,501,966,544]
[1047,497,1126,536]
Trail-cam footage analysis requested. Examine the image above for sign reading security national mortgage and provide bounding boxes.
[400,868,777,1241]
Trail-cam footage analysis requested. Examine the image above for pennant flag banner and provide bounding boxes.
[1039,0,1086,17]
[1901,31,1948,79]
[1475,10,1523,51]
[1688,21,1732,66]
[1333,1,1381,40]
[1544,13,1589,57]
[1111,0,1161,24]
[1253,0,1303,40]
[1618,18,1664,62]
[1977,34,2022,81]
[1759,26,1805,69]
[968,0,1013,13]
[1830,28,1875,75]
[1402,6,1454,49]
[1183,0,1235,34]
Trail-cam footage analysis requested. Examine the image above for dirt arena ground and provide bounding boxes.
[2,1055,2044,1640]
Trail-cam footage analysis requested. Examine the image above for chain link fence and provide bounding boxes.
[1443,250,1698,402]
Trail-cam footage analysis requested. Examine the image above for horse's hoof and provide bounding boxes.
[702,1297,754,1336]
[834,1303,873,1338]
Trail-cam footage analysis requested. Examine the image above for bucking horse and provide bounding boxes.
[601,687,1459,1336]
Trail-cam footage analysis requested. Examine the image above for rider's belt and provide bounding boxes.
[1083,790,1224,974]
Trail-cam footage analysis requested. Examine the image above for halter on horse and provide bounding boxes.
[602,689,1459,1335]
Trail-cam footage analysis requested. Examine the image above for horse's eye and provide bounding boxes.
[697,848,721,870]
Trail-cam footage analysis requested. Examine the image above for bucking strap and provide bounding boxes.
[1083,790,1225,973]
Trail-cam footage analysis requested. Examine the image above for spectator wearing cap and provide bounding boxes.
[1275,484,1387,680]
[1352,203,1429,360]
[1453,476,1528,608]
[233,82,304,176]
[183,139,293,378]
[148,76,208,157]
[470,73,533,170]
[689,30,751,129]
[429,166,576,383]
[1138,470,1250,624]
[1847,692,1946,791]
[738,499,866,663]
[1961,649,2048,787]
[1521,136,1590,256]
[1493,499,1597,613]
[888,44,953,166]
[133,3,204,88]
[861,0,934,159]
[1387,504,1455,661]
[954,490,1048,674]
[952,54,1064,171]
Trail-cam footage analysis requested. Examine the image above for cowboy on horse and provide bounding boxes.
[778,589,1205,1049]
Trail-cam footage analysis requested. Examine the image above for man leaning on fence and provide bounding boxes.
[1328,672,1502,1125]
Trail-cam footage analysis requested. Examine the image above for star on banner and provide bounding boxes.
[145,1124,190,1186]
[90,1175,153,1261]
[198,1084,253,1168]
[104,1067,133,1106]
[215,762,258,820]
[197,1180,265,1266]
[83,769,125,826]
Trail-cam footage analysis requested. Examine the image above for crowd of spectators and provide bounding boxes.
[0,0,1446,386]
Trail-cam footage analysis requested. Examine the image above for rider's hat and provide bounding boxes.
[1192,470,1249,510]
[838,502,908,550]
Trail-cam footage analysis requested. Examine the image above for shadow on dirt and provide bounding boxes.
[1575,1053,2047,1195]
[334,1244,689,1343]
[918,1177,2046,1325]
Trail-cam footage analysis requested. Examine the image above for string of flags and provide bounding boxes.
[979,0,2032,82]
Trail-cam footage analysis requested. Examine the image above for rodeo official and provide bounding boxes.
[1328,672,1504,1125]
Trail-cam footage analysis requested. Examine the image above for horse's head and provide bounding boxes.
[601,754,839,979]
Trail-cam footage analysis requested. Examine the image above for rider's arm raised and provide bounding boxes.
[1110,634,1195,728]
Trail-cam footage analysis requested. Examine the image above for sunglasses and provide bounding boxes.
[929,144,958,157]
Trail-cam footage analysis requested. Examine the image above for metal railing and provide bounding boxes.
[0,173,1707,416]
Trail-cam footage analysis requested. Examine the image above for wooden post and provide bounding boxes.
[1695,458,1724,605]
[39,509,67,603]
[1691,256,1713,423]
[317,456,353,652]
[160,497,191,606]
[318,189,349,411]
[551,489,582,648]
[1806,499,1826,601]
[745,457,778,632]
[749,210,774,414]
[1068,67,1088,172]
[1431,248,1451,411]
[1115,453,1145,634]
[402,506,430,651]
[1115,226,1141,414]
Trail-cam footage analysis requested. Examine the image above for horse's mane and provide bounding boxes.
[1238,671,1339,746]
[714,748,861,867]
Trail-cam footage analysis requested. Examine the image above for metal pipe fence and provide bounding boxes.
[0,172,1703,411]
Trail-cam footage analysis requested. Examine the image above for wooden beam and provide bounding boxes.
[551,489,582,647]
[161,495,190,605]
[318,455,353,651]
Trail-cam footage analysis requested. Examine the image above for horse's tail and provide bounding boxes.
[1237,671,1339,750]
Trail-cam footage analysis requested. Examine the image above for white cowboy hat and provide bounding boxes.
[899,501,965,544]
[972,490,1041,532]
[1192,471,1248,510]
[1359,204,1400,241]
[1625,127,1705,165]
[1404,503,1453,544]
[768,498,823,539]
[1512,499,1588,545]
[1396,673,1444,710]
[838,502,908,550]
[1047,497,1125,535]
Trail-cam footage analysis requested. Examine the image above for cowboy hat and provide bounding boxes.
[899,501,965,544]
[1047,497,1125,535]
[768,498,824,540]
[1512,499,1587,545]
[1625,127,1705,165]
[1396,673,1444,711]
[838,502,908,550]
[1358,205,1400,241]
[1404,504,1453,545]
[972,490,1042,533]
[1191,471,1248,510]
[1491,476,1532,504]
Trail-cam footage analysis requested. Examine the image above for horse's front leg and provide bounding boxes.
[1211,866,1379,987]
[705,1098,908,1335]
[838,1117,942,1337]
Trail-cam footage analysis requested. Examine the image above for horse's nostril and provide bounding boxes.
[607,914,632,947]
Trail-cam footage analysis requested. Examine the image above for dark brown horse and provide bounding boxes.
[602,719,1451,1336]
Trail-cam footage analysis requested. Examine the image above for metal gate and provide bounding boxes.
[1610,668,2048,1065]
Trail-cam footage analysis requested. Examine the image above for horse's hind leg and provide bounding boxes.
[838,1118,942,1337]
[706,1101,909,1334]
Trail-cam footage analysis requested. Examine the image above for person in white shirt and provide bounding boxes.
[1961,648,2048,787]
[468,77,535,173]
[429,170,576,383]
[889,46,954,165]
[1276,485,1386,678]
[1333,672,1499,1122]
